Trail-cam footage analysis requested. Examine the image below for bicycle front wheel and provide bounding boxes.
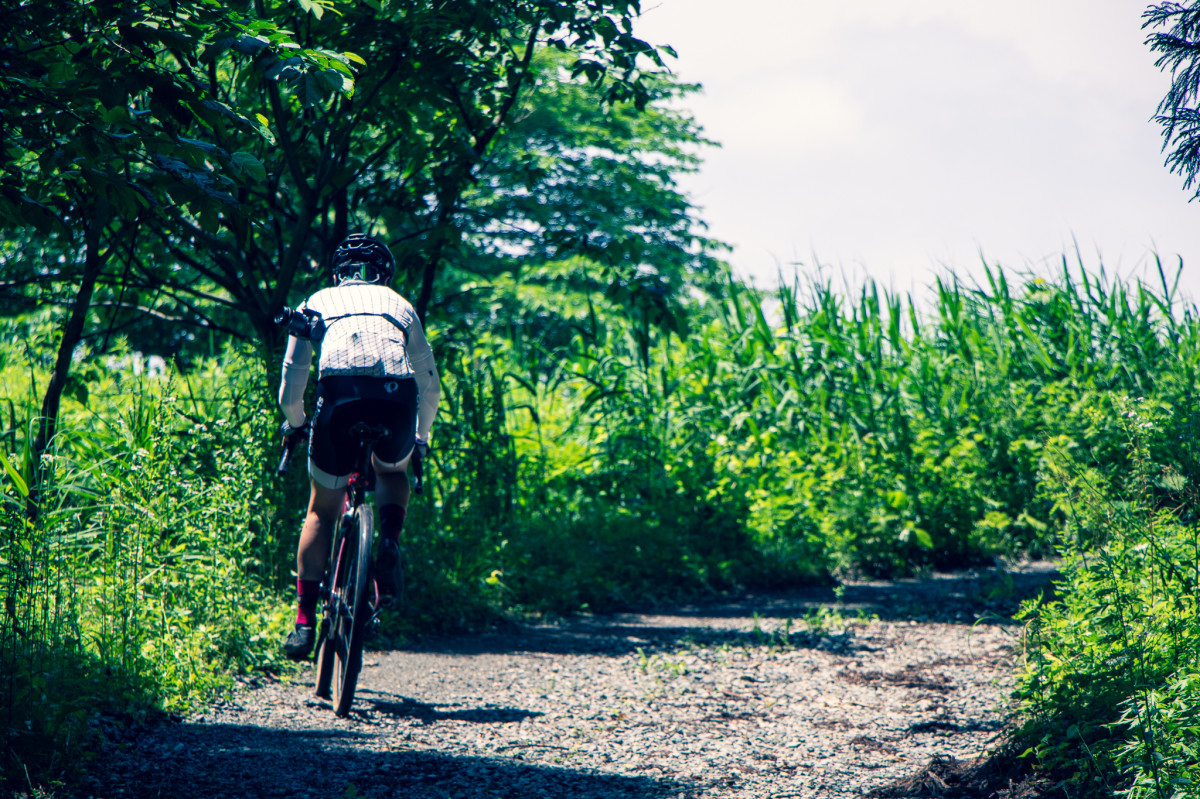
[331,503,374,716]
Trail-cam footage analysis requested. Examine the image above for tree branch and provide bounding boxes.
[415,17,544,321]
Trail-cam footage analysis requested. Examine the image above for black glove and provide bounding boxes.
[414,436,429,460]
[281,420,310,450]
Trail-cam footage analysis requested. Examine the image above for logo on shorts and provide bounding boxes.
[384,381,399,394]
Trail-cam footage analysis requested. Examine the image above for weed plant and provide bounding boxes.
[416,257,1200,613]
[1014,395,1200,798]
[669,260,1194,578]
[391,349,520,632]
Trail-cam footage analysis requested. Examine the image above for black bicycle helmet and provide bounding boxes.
[331,233,395,285]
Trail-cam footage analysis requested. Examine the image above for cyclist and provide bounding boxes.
[277,233,440,660]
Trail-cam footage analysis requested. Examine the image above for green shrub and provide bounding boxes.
[1,342,298,790]
[1014,396,1200,798]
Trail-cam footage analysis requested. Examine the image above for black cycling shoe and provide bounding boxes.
[375,539,403,603]
[283,624,315,660]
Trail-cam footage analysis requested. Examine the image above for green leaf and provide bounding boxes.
[910,528,934,549]
[295,0,325,19]
[1015,314,1055,374]
[232,35,269,56]
[303,73,326,106]
[0,449,29,499]
[201,36,236,63]
[101,106,133,126]
[253,113,276,144]
[316,69,351,97]
[231,152,267,182]
[264,55,304,82]
[177,137,223,155]
[197,207,220,233]
[62,373,89,406]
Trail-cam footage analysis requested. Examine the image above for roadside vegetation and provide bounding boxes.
[8,254,1200,797]
[7,1,1200,797]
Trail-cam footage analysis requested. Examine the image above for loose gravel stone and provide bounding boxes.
[77,562,1055,799]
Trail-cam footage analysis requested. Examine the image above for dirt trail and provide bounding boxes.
[78,563,1056,799]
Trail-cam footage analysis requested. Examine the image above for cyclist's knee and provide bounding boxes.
[308,481,343,521]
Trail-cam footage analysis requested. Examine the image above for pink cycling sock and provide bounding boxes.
[379,504,406,544]
[295,579,321,627]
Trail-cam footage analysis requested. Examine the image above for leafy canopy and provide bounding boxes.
[0,0,691,360]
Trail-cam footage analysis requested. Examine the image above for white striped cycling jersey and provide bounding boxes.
[278,280,440,442]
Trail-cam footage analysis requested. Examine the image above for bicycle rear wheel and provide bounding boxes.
[313,615,334,700]
[331,503,374,716]
[314,513,353,702]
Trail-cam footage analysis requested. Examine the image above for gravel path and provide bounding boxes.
[78,563,1056,799]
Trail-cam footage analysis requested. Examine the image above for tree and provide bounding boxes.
[1145,3,1200,199]
[0,0,681,477]
[3,2,685,355]
[0,0,361,508]
[441,52,727,374]
[91,0,679,354]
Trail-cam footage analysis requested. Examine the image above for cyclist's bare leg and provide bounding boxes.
[284,480,344,656]
[373,460,411,513]
[372,454,411,599]
[298,480,344,581]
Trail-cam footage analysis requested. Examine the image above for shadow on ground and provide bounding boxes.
[393,561,1059,660]
[80,722,690,799]
[362,691,543,725]
[665,561,1060,625]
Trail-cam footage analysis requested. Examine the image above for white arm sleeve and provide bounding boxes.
[278,336,313,428]
[405,318,440,441]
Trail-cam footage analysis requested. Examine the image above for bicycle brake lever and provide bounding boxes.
[411,449,424,495]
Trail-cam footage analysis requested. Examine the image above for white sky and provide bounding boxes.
[633,0,1200,303]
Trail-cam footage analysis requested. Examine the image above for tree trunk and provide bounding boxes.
[28,208,107,519]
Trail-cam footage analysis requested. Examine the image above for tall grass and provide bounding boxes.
[666,258,1195,577]
[439,256,1198,610]
[4,257,1200,794]
[0,331,300,791]
[391,349,520,632]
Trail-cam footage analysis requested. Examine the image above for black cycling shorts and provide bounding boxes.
[308,375,418,486]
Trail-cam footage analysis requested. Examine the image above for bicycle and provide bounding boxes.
[278,412,423,717]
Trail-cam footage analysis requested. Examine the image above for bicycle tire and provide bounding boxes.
[331,503,373,716]
[313,514,352,702]
[313,616,334,700]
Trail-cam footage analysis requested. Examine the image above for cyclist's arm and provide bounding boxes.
[279,335,313,428]
[406,317,440,441]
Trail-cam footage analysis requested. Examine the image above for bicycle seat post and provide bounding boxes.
[345,422,391,507]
